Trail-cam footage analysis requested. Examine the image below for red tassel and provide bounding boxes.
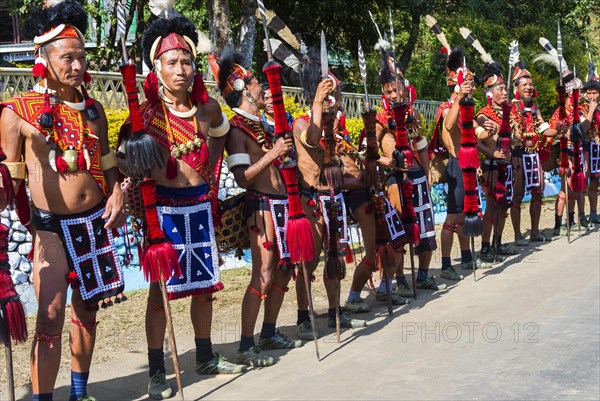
[138,178,183,281]
[83,71,92,84]
[77,152,87,170]
[56,156,69,173]
[344,243,354,264]
[287,217,315,263]
[262,61,292,136]
[166,155,178,179]
[262,241,273,250]
[144,71,160,104]
[67,271,78,285]
[142,242,181,282]
[457,146,480,170]
[571,171,585,192]
[121,63,145,133]
[5,300,27,343]
[32,61,47,79]
[191,71,209,105]
[307,199,316,207]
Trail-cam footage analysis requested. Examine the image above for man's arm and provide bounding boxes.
[306,79,334,146]
[95,102,125,229]
[205,97,229,175]
[0,107,26,210]
[226,127,291,189]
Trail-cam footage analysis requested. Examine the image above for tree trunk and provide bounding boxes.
[237,0,257,70]
[399,11,421,73]
[208,0,232,54]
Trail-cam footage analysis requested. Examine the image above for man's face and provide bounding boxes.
[490,83,507,105]
[585,88,599,102]
[246,77,265,109]
[263,88,273,115]
[159,49,194,93]
[44,38,86,88]
[516,77,534,102]
[382,81,404,104]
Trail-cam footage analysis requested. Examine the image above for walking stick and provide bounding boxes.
[300,263,320,360]
[4,338,15,401]
[158,271,184,400]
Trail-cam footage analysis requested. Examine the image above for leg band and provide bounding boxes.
[443,223,458,233]
[271,284,289,293]
[363,257,377,273]
[246,285,267,300]
[147,298,164,312]
[71,319,99,330]
[34,330,61,349]
[483,215,495,224]
[512,203,521,209]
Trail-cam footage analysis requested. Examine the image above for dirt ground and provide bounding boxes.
[0,197,593,393]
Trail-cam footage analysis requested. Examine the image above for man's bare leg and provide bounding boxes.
[30,231,69,397]
[69,289,98,400]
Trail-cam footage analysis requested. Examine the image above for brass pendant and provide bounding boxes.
[63,149,79,173]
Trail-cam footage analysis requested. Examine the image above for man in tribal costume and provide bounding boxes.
[428,47,492,274]
[373,52,440,293]
[581,72,600,224]
[118,17,246,399]
[475,62,520,261]
[291,60,367,337]
[217,51,302,367]
[0,1,125,399]
[549,71,592,234]
[509,62,555,243]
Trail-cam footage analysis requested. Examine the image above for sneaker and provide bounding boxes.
[396,282,413,298]
[580,218,589,228]
[148,371,172,400]
[416,276,447,290]
[590,215,600,224]
[345,298,371,313]
[479,250,506,263]
[328,311,367,328]
[235,346,274,367]
[496,244,519,255]
[375,290,410,305]
[461,258,494,270]
[440,266,463,281]
[195,353,247,375]
[76,397,96,401]
[297,320,316,341]
[514,237,530,246]
[529,232,549,242]
[258,331,302,350]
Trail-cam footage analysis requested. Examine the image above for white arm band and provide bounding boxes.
[415,137,428,151]
[226,153,251,169]
[209,112,230,138]
[538,122,550,134]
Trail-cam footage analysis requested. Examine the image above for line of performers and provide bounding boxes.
[0,2,598,401]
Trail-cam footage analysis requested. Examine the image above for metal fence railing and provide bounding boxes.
[1,67,441,122]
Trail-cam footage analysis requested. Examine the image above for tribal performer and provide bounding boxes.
[428,47,492,274]
[549,71,591,234]
[509,61,555,243]
[0,1,126,400]
[117,17,246,399]
[217,51,302,367]
[476,62,520,261]
[374,44,440,292]
[581,70,600,225]
[292,59,367,337]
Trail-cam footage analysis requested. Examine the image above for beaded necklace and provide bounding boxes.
[160,99,204,159]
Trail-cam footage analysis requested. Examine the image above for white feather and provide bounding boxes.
[425,15,437,28]
[538,37,569,72]
[149,0,175,16]
[533,53,560,72]
[196,30,211,54]
[426,15,451,53]
[508,40,520,67]
[375,38,391,52]
[460,27,493,64]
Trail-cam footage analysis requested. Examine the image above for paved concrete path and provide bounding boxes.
[15,228,600,400]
